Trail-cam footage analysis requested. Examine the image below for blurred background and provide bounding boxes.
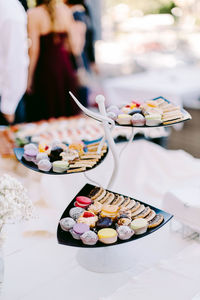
[1,0,200,157]
[27,0,200,156]
[98,0,200,158]
[96,0,200,157]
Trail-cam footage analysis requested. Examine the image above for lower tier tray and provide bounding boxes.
[57,184,173,248]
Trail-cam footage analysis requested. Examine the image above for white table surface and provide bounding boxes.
[1,140,200,299]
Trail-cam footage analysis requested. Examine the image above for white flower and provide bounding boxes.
[0,174,34,226]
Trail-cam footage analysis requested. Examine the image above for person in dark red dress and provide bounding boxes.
[26,0,85,121]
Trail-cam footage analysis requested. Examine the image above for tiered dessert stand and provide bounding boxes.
[14,92,191,273]
[57,92,191,272]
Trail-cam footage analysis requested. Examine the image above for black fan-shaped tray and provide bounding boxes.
[57,184,173,248]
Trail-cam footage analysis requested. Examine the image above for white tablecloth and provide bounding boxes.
[102,243,200,300]
[163,184,200,232]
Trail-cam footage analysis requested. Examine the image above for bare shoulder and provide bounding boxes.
[56,3,72,17]
[27,6,47,20]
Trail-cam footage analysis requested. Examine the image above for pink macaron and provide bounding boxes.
[75,196,92,208]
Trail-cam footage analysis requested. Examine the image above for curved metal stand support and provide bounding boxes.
[69,92,114,126]
[119,127,135,159]
[69,92,119,189]
[95,95,119,189]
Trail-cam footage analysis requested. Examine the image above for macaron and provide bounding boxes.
[36,152,49,164]
[70,223,90,240]
[145,114,162,126]
[98,228,118,244]
[100,204,119,220]
[81,230,98,245]
[75,196,92,208]
[131,113,145,126]
[59,217,76,231]
[116,114,132,125]
[23,153,37,164]
[117,225,134,240]
[24,143,38,156]
[38,159,52,172]
[130,218,148,235]
[88,202,102,214]
[52,161,69,173]
[69,207,85,220]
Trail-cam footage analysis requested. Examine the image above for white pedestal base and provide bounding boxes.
[76,243,135,273]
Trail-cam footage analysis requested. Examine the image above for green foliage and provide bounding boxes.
[156,1,176,14]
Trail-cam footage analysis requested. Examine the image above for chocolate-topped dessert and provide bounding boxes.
[96,217,113,229]
[49,146,63,162]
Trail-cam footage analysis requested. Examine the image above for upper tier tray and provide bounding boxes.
[109,96,192,128]
[14,141,108,175]
[57,184,173,248]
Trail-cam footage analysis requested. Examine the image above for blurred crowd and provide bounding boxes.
[0,0,99,125]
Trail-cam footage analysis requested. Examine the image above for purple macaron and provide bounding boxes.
[23,153,37,164]
[24,143,38,156]
[70,223,90,240]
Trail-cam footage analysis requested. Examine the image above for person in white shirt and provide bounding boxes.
[18,0,28,11]
[0,0,28,124]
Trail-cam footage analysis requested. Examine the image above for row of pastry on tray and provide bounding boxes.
[107,97,187,126]
[22,141,107,174]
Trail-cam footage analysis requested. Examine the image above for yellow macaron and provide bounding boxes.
[98,228,118,244]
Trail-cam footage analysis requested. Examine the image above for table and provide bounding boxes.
[163,182,200,233]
